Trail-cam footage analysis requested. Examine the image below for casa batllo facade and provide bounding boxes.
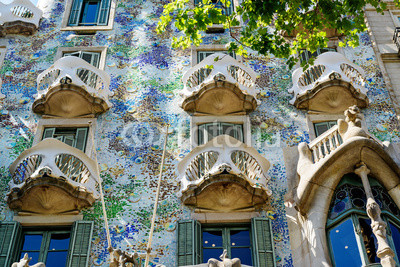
[1,0,400,266]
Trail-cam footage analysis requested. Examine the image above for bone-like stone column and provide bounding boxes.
[354,162,396,267]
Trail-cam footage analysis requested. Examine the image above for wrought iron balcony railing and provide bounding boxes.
[0,0,42,36]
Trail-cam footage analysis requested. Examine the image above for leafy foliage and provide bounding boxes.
[157,0,397,67]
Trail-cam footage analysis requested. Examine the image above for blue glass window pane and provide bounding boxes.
[230,230,250,246]
[49,233,70,250]
[22,234,43,250]
[20,252,40,264]
[389,222,400,259]
[329,219,363,267]
[203,231,223,247]
[231,247,252,265]
[46,251,68,266]
[82,1,98,24]
[203,249,223,263]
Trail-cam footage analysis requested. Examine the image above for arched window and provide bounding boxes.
[327,173,400,266]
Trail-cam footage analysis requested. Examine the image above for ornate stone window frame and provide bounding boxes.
[190,115,251,148]
[55,46,108,70]
[33,118,97,158]
[60,0,117,32]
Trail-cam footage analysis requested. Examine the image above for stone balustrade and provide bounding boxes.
[33,56,112,117]
[308,125,342,163]
[0,0,42,36]
[289,52,368,112]
[178,135,270,194]
[8,138,100,214]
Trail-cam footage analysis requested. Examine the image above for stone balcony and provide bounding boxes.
[181,53,259,115]
[289,52,368,113]
[0,0,42,36]
[8,138,100,215]
[178,135,271,212]
[33,56,112,118]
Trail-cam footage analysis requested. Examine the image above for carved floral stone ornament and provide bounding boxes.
[11,253,45,267]
[207,249,241,267]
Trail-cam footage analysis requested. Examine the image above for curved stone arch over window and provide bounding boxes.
[287,106,400,267]
[326,173,400,266]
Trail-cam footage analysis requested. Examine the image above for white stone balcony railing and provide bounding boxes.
[0,0,42,36]
[178,135,270,194]
[182,53,258,98]
[9,138,100,194]
[37,56,112,104]
[34,56,112,117]
[289,52,368,112]
[308,125,342,163]
[180,53,259,114]
[8,138,100,214]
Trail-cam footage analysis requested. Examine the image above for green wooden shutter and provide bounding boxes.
[97,0,111,25]
[75,128,88,151]
[177,220,201,266]
[43,128,56,139]
[68,0,84,26]
[0,221,22,266]
[251,217,275,267]
[67,221,94,267]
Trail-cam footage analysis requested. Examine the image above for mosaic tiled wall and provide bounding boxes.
[0,0,400,266]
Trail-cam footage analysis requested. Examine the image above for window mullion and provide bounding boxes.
[351,214,369,266]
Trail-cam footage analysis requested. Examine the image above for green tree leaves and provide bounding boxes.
[157,0,399,67]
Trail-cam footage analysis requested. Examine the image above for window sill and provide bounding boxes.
[61,25,113,33]
[205,24,241,33]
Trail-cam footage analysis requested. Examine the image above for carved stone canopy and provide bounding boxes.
[182,174,268,212]
[32,83,110,118]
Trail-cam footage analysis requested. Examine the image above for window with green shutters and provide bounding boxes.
[299,47,336,64]
[67,221,94,267]
[197,50,236,64]
[198,122,243,145]
[42,127,88,152]
[63,51,101,68]
[67,0,111,26]
[177,218,275,266]
[177,220,202,266]
[314,121,338,137]
[251,217,276,267]
[193,0,234,16]
[0,221,93,267]
[0,222,21,267]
